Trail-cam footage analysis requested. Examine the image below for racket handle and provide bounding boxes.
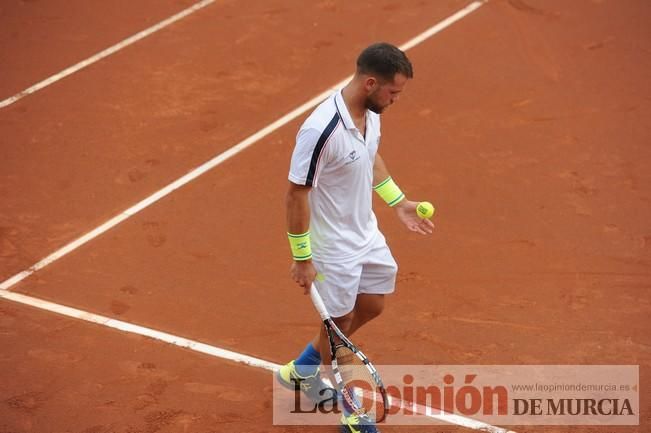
[309,283,330,320]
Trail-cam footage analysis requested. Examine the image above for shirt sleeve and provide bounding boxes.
[288,127,331,188]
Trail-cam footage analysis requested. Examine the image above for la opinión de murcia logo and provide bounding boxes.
[274,365,639,426]
[290,373,509,416]
[288,373,636,418]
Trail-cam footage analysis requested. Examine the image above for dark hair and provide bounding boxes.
[356,42,413,81]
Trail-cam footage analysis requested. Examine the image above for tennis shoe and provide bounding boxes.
[276,360,336,404]
[339,412,380,433]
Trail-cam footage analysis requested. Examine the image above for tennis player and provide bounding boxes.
[278,42,433,433]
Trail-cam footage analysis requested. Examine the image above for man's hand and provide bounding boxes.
[395,200,434,235]
[290,260,317,294]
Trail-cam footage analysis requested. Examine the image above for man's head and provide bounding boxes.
[355,42,413,114]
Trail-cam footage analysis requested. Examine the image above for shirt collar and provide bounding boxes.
[334,89,358,131]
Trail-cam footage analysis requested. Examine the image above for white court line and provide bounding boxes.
[0,0,485,291]
[0,289,278,370]
[0,0,216,109]
[0,289,514,433]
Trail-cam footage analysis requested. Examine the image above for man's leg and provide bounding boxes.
[310,293,384,364]
[311,310,354,365]
[277,311,355,401]
[278,258,362,402]
[348,236,397,336]
[326,306,383,433]
[348,293,385,336]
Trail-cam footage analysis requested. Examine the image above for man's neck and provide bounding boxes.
[341,83,366,121]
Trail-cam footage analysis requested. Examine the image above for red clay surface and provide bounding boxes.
[0,0,198,98]
[1,0,650,432]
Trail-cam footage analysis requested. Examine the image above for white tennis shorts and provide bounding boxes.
[313,234,398,318]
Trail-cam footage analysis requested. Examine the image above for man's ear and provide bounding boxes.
[364,76,378,92]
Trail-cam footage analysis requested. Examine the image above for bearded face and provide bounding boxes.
[364,90,387,114]
[363,73,409,114]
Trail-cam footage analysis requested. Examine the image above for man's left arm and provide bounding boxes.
[373,153,434,235]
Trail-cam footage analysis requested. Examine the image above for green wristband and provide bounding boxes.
[288,231,312,261]
[373,176,405,207]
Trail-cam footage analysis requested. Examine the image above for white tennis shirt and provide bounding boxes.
[288,90,384,263]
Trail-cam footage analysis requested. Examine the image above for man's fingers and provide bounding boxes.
[298,277,314,294]
[419,221,432,235]
[303,279,315,294]
[417,218,434,234]
[411,224,427,235]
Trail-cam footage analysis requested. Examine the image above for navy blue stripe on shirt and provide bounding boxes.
[305,112,340,187]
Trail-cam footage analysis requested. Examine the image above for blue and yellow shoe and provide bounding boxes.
[340,412,380,433]
[276,360,336,404]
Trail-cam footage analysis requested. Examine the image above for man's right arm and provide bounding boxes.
[286,181,317,293]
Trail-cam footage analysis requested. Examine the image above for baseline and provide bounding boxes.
[0,289,513,433]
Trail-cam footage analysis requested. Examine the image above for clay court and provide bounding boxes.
[1,0,649,432]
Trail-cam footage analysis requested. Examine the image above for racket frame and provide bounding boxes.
[310,284,389,422]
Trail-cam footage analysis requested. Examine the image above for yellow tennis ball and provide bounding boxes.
[416,201,435,219]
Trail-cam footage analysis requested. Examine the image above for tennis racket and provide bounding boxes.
[310,283,388,423]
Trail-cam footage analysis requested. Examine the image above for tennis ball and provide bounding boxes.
[416,201,435,219]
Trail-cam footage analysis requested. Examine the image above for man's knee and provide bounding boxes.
[332,312,355,334]
[360,303,384,321]
[354,294,385,322]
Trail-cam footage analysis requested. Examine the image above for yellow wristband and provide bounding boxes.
[373,176,405,207]
[288,231,312,261]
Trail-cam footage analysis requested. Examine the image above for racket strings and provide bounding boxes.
[334,346,385,422]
